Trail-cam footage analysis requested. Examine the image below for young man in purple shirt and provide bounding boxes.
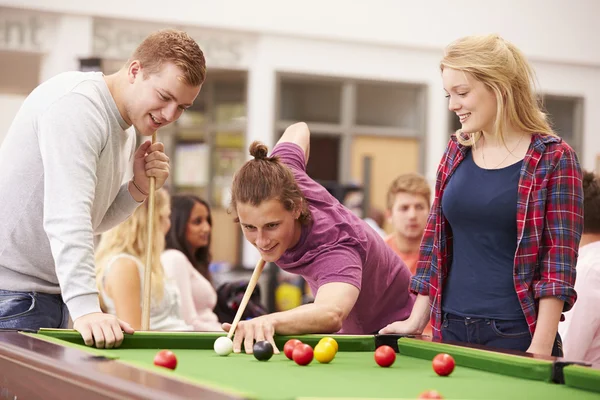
[223,122,416,354]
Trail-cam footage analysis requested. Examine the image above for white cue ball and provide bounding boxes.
[214,336,233,356]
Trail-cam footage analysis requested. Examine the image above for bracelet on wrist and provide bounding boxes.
[131,179,149,196]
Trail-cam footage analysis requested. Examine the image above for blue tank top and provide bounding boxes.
[441,150,524,320]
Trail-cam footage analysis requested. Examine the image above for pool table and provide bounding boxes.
[0,329,599,399]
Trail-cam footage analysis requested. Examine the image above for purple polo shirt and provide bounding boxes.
[273,143,416,334]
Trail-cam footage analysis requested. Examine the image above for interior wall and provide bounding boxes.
[4,0,599,66]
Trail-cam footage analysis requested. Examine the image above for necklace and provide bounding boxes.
[480,133,525,169]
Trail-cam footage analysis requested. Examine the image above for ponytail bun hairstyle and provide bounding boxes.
[230,141,311,224]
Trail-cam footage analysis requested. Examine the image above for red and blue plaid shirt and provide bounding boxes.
[410,133,584,340]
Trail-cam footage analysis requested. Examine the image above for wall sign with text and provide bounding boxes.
[93,18,256,69]
[0,7,58,53]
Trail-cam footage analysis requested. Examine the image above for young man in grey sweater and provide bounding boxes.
[0,29,206,349]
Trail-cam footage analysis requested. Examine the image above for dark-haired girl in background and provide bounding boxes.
[162,195,222,331]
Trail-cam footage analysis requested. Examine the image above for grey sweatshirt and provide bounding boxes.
[0,71,141,321]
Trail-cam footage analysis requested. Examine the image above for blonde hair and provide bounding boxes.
[386,173,432,210]
[130,29,206,87]
[441,34,557,146]
[96,188,170,310]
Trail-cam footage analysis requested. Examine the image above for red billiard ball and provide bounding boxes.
[154,349,177,370]
[418,389,444,399]
[374,345,396,367]
[432,353,455,376]
[292,343,314,366]
[284,339,303,360]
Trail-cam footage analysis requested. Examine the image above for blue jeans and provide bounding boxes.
[441,312,563,357]
[0,289,69,330]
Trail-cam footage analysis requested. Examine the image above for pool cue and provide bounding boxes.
[141,132,157,331]
[227,258,266,339]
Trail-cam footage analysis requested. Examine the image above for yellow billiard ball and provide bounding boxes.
[314,342,336,364]
[318,337,338,353]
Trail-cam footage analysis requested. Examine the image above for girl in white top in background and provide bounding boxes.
[559,171,600,364]
[163,195,222,331]
[95,188,192,331]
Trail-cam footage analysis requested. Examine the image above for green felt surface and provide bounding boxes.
[397,339,553,381]
[564,364,600,394]
[29,330,600,400]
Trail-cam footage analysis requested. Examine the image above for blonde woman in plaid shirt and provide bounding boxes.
[381,34,583,357]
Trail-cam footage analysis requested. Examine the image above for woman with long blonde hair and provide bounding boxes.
[381,34,583,357]
[96,188,192,331]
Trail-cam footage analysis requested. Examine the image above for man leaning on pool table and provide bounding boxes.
[223,122,417,354]
[0,29,205,349]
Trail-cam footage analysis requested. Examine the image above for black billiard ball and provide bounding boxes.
[253,341,274,361]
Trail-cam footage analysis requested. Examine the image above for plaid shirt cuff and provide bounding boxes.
[532,281,577,312]
[410,276,430,296]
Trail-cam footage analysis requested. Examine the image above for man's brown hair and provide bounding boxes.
[386,173,431,210]
[131,29,206,86]
[230,141,311,224]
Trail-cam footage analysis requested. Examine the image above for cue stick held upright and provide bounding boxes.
[141,132,157,331]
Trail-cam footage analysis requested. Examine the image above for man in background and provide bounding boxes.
[384,173,432,336]
[384,173,431,275]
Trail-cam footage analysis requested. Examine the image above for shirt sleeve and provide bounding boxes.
[302,246,363,292]
[272,142,307,173]
[561,268,600,360]
[532,144,583,310]
[38,93,105,320]
[410,209,437,296]
[95,182,141,233]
